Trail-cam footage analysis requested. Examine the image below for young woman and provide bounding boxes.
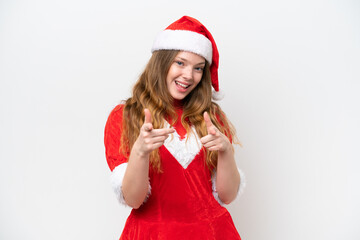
[105,16,246,240]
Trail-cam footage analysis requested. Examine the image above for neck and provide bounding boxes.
[173,99,184,109]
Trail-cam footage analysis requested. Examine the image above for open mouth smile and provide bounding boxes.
[175,81,190,89]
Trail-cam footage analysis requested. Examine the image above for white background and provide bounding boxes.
[1,0,359,239]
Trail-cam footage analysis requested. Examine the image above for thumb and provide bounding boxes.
[204,111,216,135]
[144,108,152,124]
[143,108,153,131]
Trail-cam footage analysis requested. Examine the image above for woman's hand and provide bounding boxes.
[133,109,175,157]
[200,111,232,153]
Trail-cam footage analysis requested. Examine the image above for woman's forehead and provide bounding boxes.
[175,51,206,65]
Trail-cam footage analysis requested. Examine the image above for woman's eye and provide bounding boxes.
[176,61,184,66]
[195,67,204,71]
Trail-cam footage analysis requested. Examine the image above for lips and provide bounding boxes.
[175,80,190,89]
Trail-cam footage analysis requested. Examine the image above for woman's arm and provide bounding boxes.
[122,109,175,208]
[216,145,240,204]
[200,112,240,204]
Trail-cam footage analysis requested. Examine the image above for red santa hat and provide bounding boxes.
[151,16,221,96]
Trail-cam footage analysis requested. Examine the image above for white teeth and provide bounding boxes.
[176,81,189,88]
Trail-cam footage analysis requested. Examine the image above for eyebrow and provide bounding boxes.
[176,57,206,66]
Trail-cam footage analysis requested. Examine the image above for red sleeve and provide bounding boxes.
[104,104,128,171]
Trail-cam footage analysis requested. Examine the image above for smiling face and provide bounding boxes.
[166,51,206,100]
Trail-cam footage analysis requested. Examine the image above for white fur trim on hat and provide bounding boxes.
[110,163,151,206]
[212,168,246,205]
[151,30,213,64]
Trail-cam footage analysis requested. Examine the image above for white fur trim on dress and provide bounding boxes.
[110,163,151,206]
[164,122,202,169]
[151,30,213,64]
[212,168,246,205]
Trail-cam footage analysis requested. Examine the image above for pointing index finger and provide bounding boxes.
[152,127,175,136]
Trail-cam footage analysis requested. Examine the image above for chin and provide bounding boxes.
[170,92,187,100]
[173,96,185,101]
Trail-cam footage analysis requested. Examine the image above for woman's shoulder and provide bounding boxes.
[107,104,125,120]
[110,103,125,114]
[104,104,128,171]
[105,104,125,131]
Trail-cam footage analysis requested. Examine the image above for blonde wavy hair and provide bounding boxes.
[121,50,237,172]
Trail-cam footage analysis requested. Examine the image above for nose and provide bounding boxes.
[182,66,193,80]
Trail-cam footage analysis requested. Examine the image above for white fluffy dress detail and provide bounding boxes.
[110,163,151,206]
[163,123,202,169]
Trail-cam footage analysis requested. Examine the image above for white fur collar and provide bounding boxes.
[164,122,202,169]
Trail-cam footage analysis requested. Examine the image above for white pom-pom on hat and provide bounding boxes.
[212,89,224,101]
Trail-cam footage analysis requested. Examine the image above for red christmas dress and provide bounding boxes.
[104,105,244,240]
